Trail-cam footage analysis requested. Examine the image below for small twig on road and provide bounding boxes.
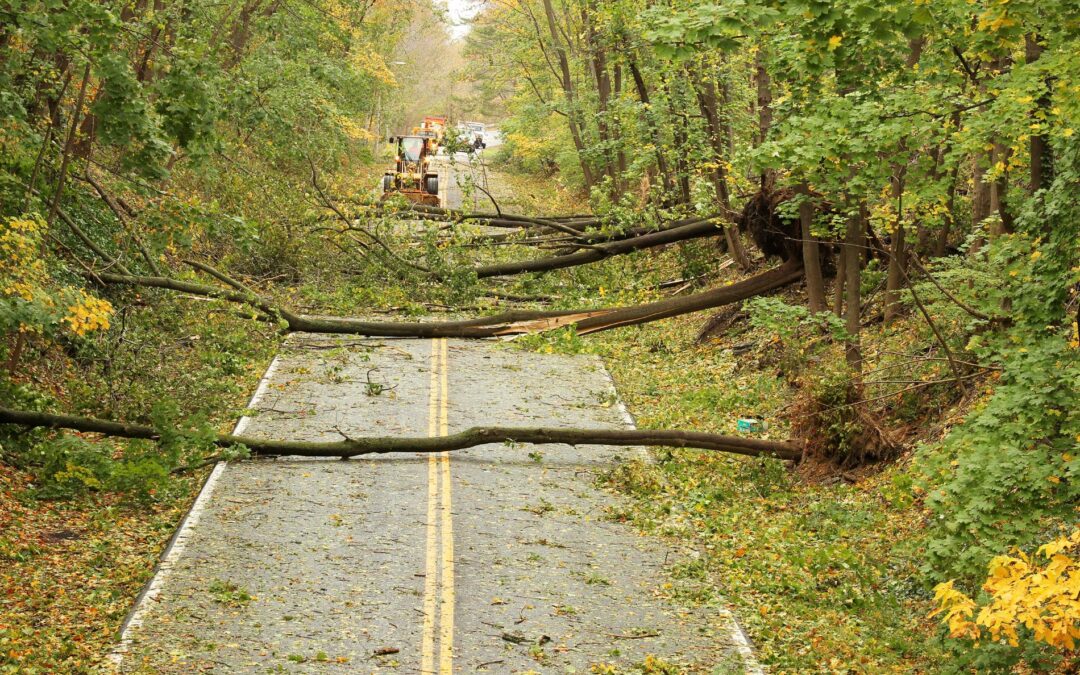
[371,647,399,657]
[605,631,661,639]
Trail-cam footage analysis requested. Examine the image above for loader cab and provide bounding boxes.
[398,135,426,162]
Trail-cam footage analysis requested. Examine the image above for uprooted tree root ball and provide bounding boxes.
[791,368,902,469]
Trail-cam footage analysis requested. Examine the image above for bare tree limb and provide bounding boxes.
[475,216,724,278]
[83,171,163,276]
[308,158,434,275]
[908,252,992,321]
[0,406,803,462]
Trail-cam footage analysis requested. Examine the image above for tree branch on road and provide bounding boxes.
[0,406,804,463]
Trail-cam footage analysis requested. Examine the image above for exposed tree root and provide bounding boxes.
[790,380,902,468]
[737,187,834,271]
[0,407,803,461]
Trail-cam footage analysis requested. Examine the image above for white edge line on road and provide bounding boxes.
[716,605,766,675]
[595,356,648,463]
[596,356,766,674]
[107,355,282,669]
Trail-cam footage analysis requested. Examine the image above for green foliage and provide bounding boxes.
[918,146,1080,581]
[17,400,225,502]
[28,435,168,502]
[745,296,848,376]
[515,325,592,356]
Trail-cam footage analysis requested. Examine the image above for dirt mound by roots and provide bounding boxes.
[790,378,903,470]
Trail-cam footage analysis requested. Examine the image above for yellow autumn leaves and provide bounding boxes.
[1,216,47,301]
[63,292,112,336]
[1,215,112,337]
[931,529,1080,651]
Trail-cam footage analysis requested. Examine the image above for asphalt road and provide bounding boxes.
[110,336,760,673]
[434,153,493,211]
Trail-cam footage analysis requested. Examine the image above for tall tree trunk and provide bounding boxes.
[797,183,826,312]
[719,79,736,156]
[754,47,772,150]
[627,60,673,195]
[933,164,958,257]
[46,62,92,228]
[968,151,992,254]
[988,55,1014,237]
[583,3,616,188]
[988,141,1013,237]
[1025,34,1051,192]
[134,0,167,83]
[612,63,627,187]
[541,0,595,189]
[225,0,263,68]
[689,69,750,270]
[843,207,863,371]
[668,86,691,204]
[883,170,907,325]
[933,114,962,256]
[972,153,992,228]
[832,249,846,317]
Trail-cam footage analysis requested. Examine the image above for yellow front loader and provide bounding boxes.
[382,135,440,206]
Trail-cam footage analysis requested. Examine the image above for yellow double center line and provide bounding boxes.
[421,338,454,673]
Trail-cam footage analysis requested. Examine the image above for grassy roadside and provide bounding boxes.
[591,314,946,672]
[512,306,950,672]
[0,295,279,673]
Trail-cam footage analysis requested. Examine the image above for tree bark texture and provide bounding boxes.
[883,171,907,325]
[475,216,725,277]
[541,0,594,189]
[843,208,864,371]
[797,184,826,312]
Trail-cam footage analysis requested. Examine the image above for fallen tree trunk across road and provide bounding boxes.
[95,259,805,337]
[0,407,803,461]
[475,216,724,278]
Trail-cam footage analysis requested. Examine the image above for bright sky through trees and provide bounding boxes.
[443,0,480,39]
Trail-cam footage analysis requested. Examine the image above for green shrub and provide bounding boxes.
[29,435,170,502]
[916,147,1080,581]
